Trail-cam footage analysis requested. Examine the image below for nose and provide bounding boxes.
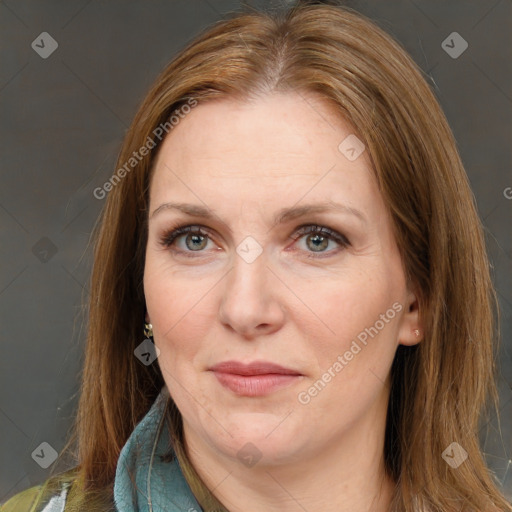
[218,246,286,339]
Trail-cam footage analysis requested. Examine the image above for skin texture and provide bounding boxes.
[143,92,423,512]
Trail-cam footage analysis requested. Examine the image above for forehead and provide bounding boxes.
[149,92,381,219]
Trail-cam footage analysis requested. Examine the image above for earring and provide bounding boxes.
[413,329,420,337]
[144,322,154,341]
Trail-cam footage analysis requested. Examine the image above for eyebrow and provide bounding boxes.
[150,200,367,226]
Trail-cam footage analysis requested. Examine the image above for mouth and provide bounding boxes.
[208,360,304,397]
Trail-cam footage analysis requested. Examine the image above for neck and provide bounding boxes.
[182,402,395,512]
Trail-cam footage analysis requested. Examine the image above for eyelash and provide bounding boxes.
[158,223,350,259]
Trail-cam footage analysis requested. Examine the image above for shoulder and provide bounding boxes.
[1,467,113,512]
[1,478,70,512]
[1,484,46,512]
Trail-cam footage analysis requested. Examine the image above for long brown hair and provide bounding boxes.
[50,3,510,511]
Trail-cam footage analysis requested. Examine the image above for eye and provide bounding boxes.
[158,223,350,258]
[289,224,350,257]
[159,224,217,257]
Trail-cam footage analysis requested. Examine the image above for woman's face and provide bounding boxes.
[144,92,420,467]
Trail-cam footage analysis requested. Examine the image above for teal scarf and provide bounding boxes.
[113,386,203,512]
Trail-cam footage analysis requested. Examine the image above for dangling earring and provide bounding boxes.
[144,322,154,341]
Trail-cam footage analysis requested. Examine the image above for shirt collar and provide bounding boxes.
[113,385,203,512]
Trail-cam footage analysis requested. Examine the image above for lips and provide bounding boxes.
[210,361,302,376]
[209,360,303,397]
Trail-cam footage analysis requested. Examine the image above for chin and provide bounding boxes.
[199,411,309,466]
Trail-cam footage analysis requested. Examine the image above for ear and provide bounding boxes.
[145,311,151,323]
[397,288,423,346]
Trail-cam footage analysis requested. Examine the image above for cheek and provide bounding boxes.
[299,269,401,404]
[303,267,397,341]
[143,263,215,366]
[143,264,183,346]
[144,266,219,425]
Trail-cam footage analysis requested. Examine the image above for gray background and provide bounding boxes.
[1,0,511,504]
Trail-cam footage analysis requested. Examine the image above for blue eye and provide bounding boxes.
[159,223,350,258]
[159,225,213,256]
[290,224,350,257]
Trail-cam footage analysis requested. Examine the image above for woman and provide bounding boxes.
[2,2,510,511]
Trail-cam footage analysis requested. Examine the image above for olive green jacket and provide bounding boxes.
[0,467,115,511]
